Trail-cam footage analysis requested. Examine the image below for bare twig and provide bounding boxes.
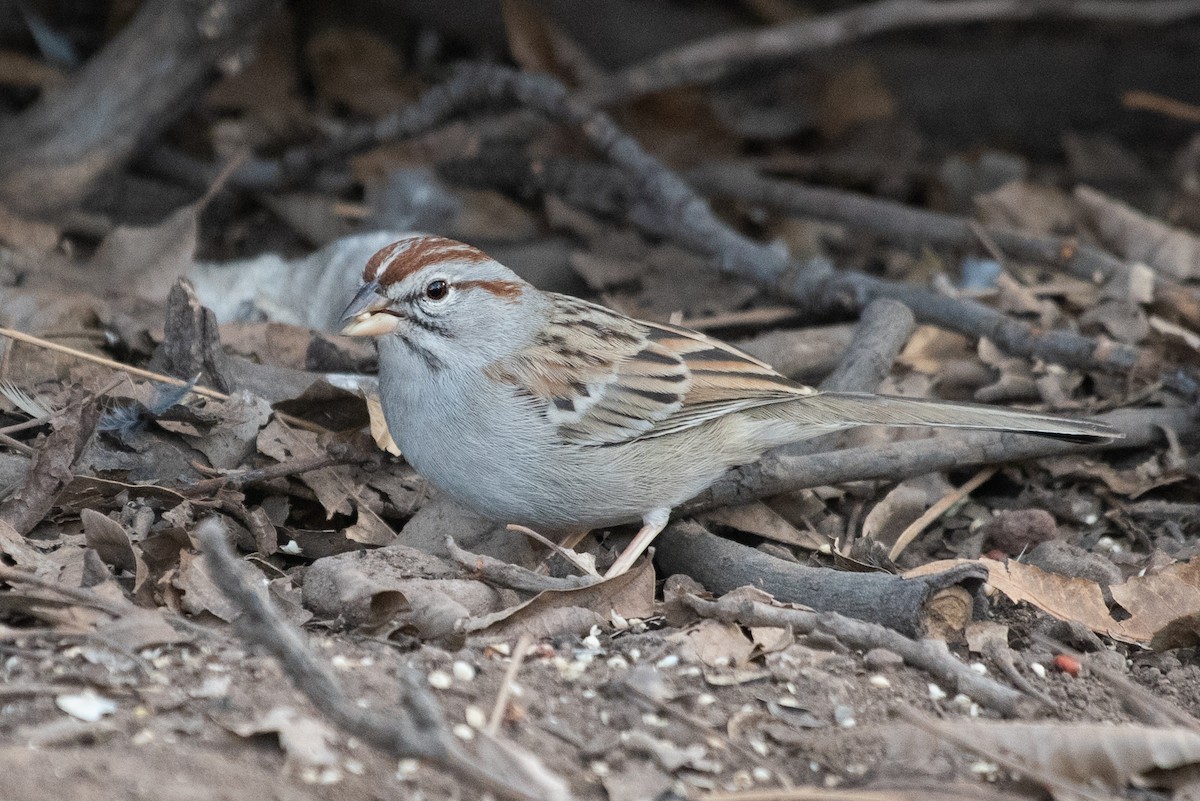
[506,524,599,577]
[0,327,228,401]
[585,0,1200,105]
[195,520,570,801]
[447,537,598,593]
[657,520,987,637]
[232,65,1195,393]
[487,633,533,735]
[682,588,1029,715]
[1122,89,1200,124]
[889,466,998,561]
[818,299,915,394]
[0,0,271,214]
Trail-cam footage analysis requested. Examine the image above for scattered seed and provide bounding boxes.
[1053,654,1081,677]
[752,767,772,783]
[696,694,716,706]
[427,670,452,689]
[656,654,680,669]
[465,705,487,730]
[452,660,476,682]
[952,693,972,709]
[590,761,610,777]
[928,683,947,701]
[834,705,856,727]
[452,724,474,741]
[56,690,117,722]
[331,655,351,670]
[641,713,668,728]
[868,674,891,689]
[607,655,629,670]
[344,759,364,776]
[581,634,601,650]
[1030,662,1047,679]
[396,760,420,780]
[969,662,988,675]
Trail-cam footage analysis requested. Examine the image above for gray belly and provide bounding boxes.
[384,378,738,530]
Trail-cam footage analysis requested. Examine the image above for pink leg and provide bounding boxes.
[604,508,670,578]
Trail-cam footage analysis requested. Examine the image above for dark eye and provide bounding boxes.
[424,279,449,300]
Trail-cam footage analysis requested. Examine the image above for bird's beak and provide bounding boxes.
[339,281,400,337]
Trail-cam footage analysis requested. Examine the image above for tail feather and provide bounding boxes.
[788,392,1120,443]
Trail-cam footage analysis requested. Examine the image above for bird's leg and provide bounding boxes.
[604,508,670,578]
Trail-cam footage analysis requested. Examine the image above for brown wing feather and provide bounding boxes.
[485,296,815,446]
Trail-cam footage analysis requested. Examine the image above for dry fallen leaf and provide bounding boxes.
[91,202,200,302]
[463,558,655,641]
[889,721,1200,791]
[912,556,1200,648]
[226,707,339,768]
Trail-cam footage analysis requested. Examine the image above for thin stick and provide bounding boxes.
[487,633,533,735]
[0,327,228,401]
[889,466,998,561]
[1122,89,1200,124]
[0,431,33,455]
[507,524,599,577]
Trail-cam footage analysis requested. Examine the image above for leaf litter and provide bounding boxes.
[1,6,1200,800]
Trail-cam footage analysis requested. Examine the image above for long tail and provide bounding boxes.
[784,392,1120,443]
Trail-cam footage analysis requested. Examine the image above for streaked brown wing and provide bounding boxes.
[485,295,814,446]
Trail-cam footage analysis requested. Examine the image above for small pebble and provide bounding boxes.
[656,654,680,669]
[465,705,487,730]
[452,724,475,741]
[452,661,476,682]
[868,674,891,689]
[1030,662,1047,679]
[427,670,452,690]
[928,683,947,701]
